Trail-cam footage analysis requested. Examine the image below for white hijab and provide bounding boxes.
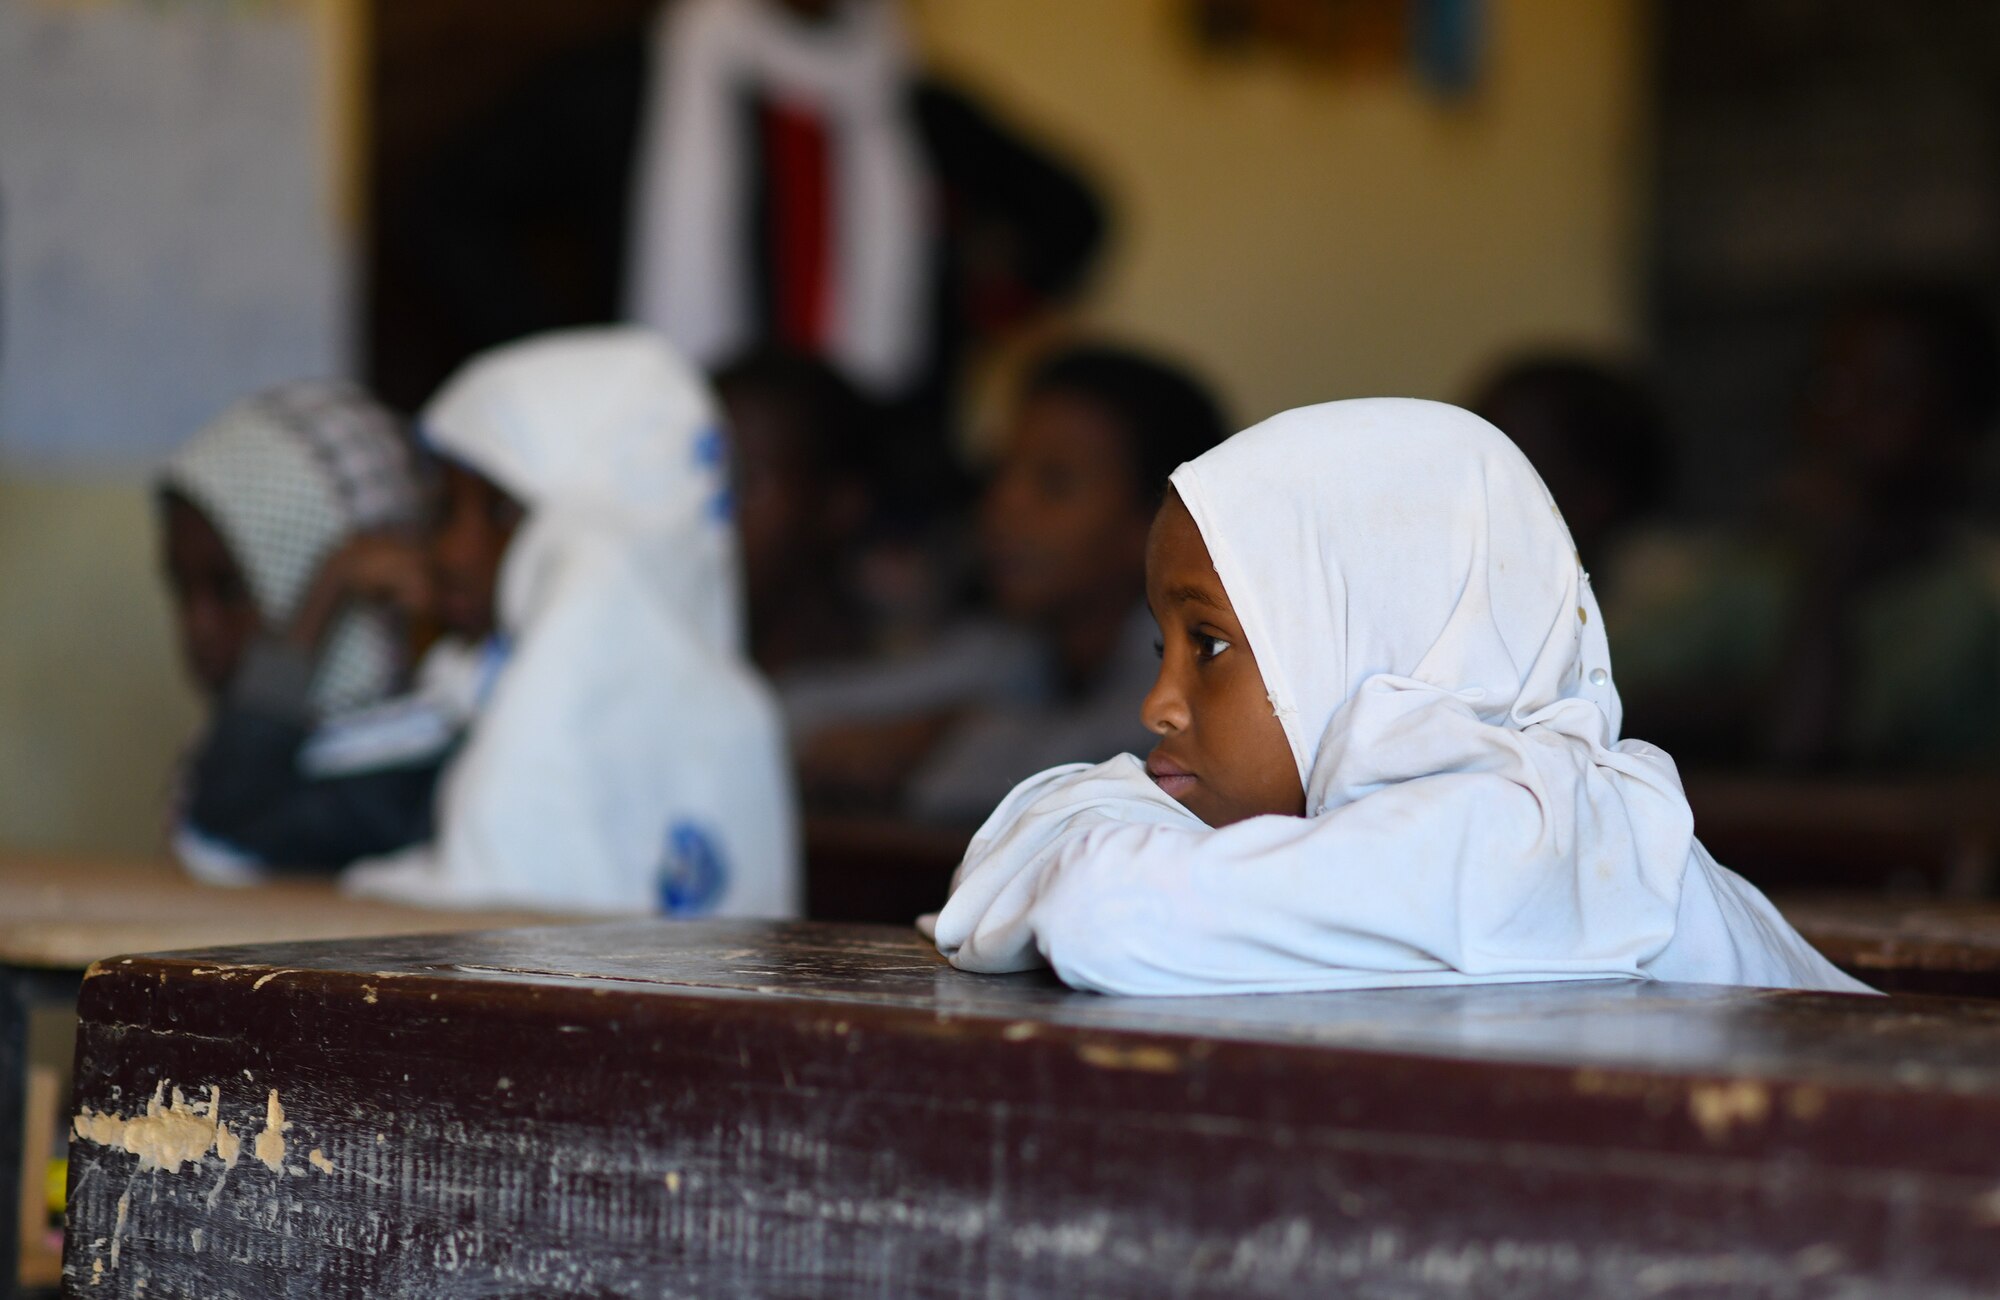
[933,399,1870,996]
[344,328,800,918]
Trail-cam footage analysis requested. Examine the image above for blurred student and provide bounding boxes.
[1472,354,1669,601]
[716,350,878,676]
[784,343,1228,824]
[1612,287,2000,769]
[345,328,800,917]
[160,382,434,879]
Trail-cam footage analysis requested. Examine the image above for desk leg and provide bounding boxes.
[0,970,22,1299]
[1,970,78,1300]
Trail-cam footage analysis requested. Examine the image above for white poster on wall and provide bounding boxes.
[0,0,350,477]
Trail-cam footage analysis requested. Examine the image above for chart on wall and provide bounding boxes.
[0,0,349,474]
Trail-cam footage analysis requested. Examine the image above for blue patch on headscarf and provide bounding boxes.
[692,424,735,523]
[474,632,514,707]
[659,820,729,916]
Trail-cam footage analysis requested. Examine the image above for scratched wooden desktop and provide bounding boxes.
[0,853,569,1297]
[62,918,2000,1299]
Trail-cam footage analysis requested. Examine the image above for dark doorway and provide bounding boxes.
[364,0,660,412]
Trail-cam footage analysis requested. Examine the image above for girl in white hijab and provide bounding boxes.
[345,327,801,917]
[931,399,1870,996]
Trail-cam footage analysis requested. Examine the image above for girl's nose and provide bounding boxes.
[1142,666,1189,736]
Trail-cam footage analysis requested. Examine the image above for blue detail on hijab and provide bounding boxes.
[693,424,735,523]
[659,820,729,916]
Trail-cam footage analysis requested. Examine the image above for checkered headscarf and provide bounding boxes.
[162,381,422,715]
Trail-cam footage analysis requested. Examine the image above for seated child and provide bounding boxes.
[784,343,1229,824]
[160,381,435,877]
[344,327,800,917]
[1607,288,2000,769]
[1470,352,1667,598]
[930,399,1872,996]
[714,349,879,676]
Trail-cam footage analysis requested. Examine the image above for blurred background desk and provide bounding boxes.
[1683,773,2000,898]
[0,851,576,1297]
[1778,894,2000,999]
[802,815,968,927]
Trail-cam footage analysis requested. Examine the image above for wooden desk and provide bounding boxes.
[0,853,572,1297]
[1685,772,2000,896]
[63,920,2000,1299]
[1779,893,2000,998]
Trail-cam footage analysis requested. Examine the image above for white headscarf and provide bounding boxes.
[932,399,1870,996]
[344,328,800,918]
[162,381,420,716]
[423,325,744,656]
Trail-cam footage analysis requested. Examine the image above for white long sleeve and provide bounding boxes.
[934,756,1869,997]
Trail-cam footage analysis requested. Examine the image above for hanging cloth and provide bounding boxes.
[626,0,929,395]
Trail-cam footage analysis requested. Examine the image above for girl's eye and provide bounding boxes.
[1193,632,1231,663]
[1152,639,1165,660]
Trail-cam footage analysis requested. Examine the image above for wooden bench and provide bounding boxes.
[63,919,2000,1298]
[0,852,569,1297]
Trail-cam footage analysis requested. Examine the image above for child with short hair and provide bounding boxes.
[344,327,800,917]
[931,399,1870,995]
[784,343,1229,823]
[714,349,879,676]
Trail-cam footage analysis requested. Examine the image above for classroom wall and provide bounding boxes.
[0,0,354,474]
[908,0,1646,425]
[0,479,202,856]
[0,0,352,855]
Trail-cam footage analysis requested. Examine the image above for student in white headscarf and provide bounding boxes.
[160,381,436,878]
[929,399,1872,997]
[344,327,800,918]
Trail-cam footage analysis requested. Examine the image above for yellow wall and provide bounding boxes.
[0,480,203,856]
[0,0,343,856]
[909,0,1646,425]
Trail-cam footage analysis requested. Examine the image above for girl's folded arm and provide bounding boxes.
[933,756,1198,974]
[1028,773,1681,996]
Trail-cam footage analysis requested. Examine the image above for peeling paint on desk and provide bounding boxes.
[1076,1042,1180,1073]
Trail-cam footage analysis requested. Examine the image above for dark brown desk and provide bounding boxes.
[63,920,2000,1298]
[0,852,567,1297]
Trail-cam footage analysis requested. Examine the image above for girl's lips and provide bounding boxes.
[1146,754,1196,799]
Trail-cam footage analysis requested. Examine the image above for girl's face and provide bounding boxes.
[430,463,524,640]
[1140,493,1304,827]
[980,391,1152,626]
[162,492,262,698]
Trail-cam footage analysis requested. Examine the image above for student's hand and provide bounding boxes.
[287,534,433,653]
